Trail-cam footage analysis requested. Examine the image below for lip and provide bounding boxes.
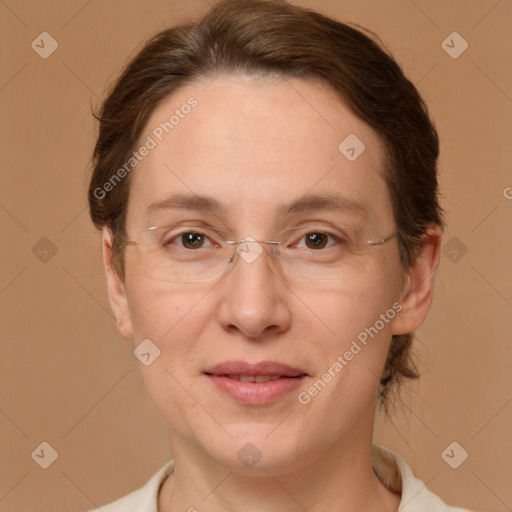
[204,360,308,405]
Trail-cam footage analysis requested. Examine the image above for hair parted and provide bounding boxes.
[88,0,444,406]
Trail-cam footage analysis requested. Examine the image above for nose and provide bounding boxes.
[216,240,292,339]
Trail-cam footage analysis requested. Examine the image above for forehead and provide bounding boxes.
[126,75,393,229]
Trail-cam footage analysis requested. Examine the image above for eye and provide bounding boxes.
[164,231,216,250]
[295,232,342,250]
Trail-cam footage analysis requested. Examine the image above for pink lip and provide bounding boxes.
[203,360,307,405]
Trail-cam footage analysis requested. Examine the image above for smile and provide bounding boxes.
[203,360,308,405]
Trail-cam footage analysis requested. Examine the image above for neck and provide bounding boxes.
[158,416,400,511]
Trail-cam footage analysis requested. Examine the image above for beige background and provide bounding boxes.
[1,0,511,511]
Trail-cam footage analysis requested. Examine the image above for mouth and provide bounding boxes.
[203,361,308,405]
[204,360,307,377]
[217,374,287,382]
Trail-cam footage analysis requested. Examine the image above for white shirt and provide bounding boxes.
[89,444,470,512]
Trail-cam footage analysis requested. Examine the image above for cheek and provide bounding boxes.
[317,288,396,378]
[125,259,192,331]
[124,268,214,370]
[297,292,396,438]
[295,264,401,402]
[123,274,216,434]
[297,263,401,348]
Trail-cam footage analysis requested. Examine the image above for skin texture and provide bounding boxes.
[102,75,442,511]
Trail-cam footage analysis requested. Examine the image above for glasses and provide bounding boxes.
[117,223,399,284]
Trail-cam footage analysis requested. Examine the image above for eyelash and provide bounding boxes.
[162,229,347,250]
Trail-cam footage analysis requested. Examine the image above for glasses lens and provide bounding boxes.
[137,226,230,282]
[132,221,392,283]
[275,227,373,282]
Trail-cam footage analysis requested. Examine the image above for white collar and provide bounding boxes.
[92,444,470,511]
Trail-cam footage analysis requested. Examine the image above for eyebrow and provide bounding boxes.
[144,192,366,218]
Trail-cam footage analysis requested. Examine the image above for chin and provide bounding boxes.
[204,424,309,475]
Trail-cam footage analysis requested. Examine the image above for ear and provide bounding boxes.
[102,226,134,339]
[392,225,442,335]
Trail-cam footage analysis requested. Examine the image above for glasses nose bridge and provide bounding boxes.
[225,238,281,268]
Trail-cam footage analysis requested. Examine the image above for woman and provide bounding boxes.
[87,0,472,510]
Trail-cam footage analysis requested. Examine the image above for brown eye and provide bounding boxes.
[304,233,328,249]
[181,232,206,249]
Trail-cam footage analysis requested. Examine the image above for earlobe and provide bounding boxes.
[102,227,134,339]
[392,225,442,336]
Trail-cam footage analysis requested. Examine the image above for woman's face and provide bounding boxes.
[106,75,424,474]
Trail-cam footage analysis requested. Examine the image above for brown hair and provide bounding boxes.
[88,0,444,405]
